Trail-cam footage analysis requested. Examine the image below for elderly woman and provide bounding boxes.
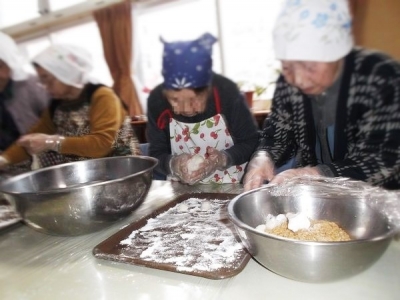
[0,32,49,150]
[0,44,140,171]
[147,33,259,184]
[244,0,400,190]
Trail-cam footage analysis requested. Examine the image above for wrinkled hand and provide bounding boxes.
[270,166,321,184]
[189,148,229,183]
[17,134,64,155]
[205,147,228,172]
[0,156,9,170]
[243,151,275,191]
[169,153,194,184]
[170,148,229,185]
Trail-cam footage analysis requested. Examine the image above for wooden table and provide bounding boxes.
[131,120,147,143]
[252,109,271,130]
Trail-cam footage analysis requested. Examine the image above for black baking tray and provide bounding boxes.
[93,193,251,279]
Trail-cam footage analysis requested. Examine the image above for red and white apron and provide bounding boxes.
[169,88,246,184]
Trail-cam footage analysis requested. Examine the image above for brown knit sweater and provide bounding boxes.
[3,86,128,164]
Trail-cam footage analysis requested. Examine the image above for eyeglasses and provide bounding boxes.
[281,61,317,75]
[38,74,58,88]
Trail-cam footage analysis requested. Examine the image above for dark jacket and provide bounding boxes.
[147,73,259,176]
[1,76,49,149]
[258,48,400,189]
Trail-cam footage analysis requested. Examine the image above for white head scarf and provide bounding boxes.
[33,44,93,88]
[273,0,353,62]
[0,31,28,81]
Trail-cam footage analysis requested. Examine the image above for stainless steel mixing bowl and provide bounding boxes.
[228,182,396,282]
[0,156,158,236]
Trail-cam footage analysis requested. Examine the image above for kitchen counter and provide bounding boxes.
[0,180,399,300]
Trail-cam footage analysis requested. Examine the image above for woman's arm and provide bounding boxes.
[147,88,173,175]
[60,87,125,158]
[257,76,298,167]
[222,90,259,166]
[2,109,56,164]
[325,76,400,188]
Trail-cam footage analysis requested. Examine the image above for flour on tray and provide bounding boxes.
[120,198,245,273]
[0,202,20,228]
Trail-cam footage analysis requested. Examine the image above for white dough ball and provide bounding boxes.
[177,203,189,212]
[201,201,212,211]
[187,154,205,173]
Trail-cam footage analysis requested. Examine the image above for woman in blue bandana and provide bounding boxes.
[244,0,400,190]
[147,33,259,184]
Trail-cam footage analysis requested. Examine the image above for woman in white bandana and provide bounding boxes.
[244,0,400,190]
[147,33,259,184]
[0,32,49,151]
[0,44,140,171]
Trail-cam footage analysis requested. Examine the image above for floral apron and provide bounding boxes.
[38,85,140,168]
[169,88,246,184]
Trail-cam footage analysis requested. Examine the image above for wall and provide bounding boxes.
[354,0,400,60]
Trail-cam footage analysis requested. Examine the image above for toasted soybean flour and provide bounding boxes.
[256,213,351,242]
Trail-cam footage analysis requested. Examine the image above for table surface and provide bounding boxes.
[0,181,399,300]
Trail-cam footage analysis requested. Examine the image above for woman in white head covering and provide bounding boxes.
[0,44,140,171]
[244,0,400,190]
[0,31,49,151]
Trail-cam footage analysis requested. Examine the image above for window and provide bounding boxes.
[4,0,285,108]
[134,0,283,101]
[0,0,40,28]
[18,36,52,75]
[49,0,87,11]
[219,0,284,95]
[19,37,52,60]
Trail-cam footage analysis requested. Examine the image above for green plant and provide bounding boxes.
[254,85,267,97]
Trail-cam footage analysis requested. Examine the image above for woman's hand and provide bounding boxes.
[17,134,64,154]
[170,148,229,185]
[0,156,9,170]
[190,148,228,183]
[243,151,275,191]
[270,166,321,184]
[169,153,194,184]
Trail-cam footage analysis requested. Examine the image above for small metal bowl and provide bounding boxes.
[228,181,396,282]
[0,156,158,236]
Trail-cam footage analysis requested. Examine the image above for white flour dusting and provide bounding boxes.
[0,203,20,227]
[120,198,246,273]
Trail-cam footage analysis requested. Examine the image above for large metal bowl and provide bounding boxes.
[228,180,396,282]
[0,156,158,236]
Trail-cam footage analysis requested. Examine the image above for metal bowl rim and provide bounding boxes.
[227,185,397,246]
[0,156,158,196]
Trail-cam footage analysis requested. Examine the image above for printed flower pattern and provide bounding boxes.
[277,0,352,46]
[169,113,246,184]
[312,13,329,28]
[300,10,309,20]
[171,77,192,89]
[288,0,301,6]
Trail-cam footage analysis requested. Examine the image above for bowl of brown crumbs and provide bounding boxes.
[228,177,397,283]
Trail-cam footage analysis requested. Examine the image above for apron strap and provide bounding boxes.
[213,87,221,114]
[157,109,173,130]
[157,87,220,130]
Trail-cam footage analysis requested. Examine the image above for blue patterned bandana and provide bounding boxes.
[161,33,217,89]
